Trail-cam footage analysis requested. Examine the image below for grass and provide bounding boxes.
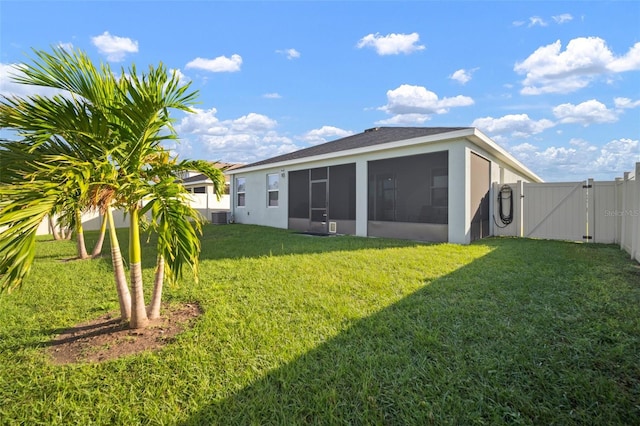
[0,224,639,425]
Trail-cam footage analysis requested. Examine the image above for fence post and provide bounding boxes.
[622,172,630,252]
[490,182,496,237]
[632,163,640,262]
[614,177,623,245]
[518,180,524,238]
[586,178,594,243]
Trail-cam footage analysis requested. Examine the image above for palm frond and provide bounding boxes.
[0,182,60,291]
[143,177,203,285]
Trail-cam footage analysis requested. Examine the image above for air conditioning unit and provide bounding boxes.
[211,211,229,224]
[328,221,337,233]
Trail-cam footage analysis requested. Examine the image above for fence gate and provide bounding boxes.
[522,181,593,242]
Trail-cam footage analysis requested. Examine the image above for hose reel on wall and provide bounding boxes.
[494,184,513,227]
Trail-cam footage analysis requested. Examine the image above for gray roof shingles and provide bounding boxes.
[238,126,471,169]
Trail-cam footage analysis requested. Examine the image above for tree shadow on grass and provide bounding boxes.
[179,240,639,425]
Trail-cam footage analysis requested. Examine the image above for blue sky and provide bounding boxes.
[1,1,639,181]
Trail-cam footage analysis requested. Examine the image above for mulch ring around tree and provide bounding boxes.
[48,302,202,365]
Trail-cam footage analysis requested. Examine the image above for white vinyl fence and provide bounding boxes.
[35,193,231,236]
[36,208,131,236]
[186,193,230,224]
[494,162,639,263]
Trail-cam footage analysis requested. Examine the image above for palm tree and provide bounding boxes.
[0,93,110,259]
[0,47,224,329]
[0,55,131,304]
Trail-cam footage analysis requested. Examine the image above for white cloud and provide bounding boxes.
[91,31,138,62]
[175,108,227,135]
[263,92,282,99]
[174,108,297,163]
[57,42,74,52]
[356,32,425,55]
[528,16,548,27]
[276,48,300,60]
[379,84,474,119]
[472,114,555,138]
[449,68,476,84]
[375,113,432,126]
[231,112,277,132]
[515,37,640,94]
[608,42,640,72]
[510,137,639,180]
[515,14,572,28]
[552,13,573,24]
[614,97,640,109]
[377,85,473,124]
[301,126,354,145]
[170,68,190,87]
[0,63,63,98]
[185,54,242,73]
[593,138,640,173]
[552,99,618,125]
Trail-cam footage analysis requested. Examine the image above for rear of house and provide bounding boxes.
[227,127,542,244]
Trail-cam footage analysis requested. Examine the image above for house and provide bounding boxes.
[227,127,543,244]
[180,162,244,223]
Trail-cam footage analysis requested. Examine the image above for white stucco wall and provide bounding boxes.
[231,167,289,229]
[355,160,368,237]
[447,144,468,244]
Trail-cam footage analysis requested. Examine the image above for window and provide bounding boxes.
[193,186,206,194]
[237,177,246,207]
[267,173,279,207]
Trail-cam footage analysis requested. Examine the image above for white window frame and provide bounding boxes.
[267,173,279,207]
[236,177,246,207]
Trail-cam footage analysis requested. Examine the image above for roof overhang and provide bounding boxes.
[467,128,543,183]
[228,127,543,183]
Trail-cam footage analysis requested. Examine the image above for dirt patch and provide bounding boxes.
[48,302,201,365]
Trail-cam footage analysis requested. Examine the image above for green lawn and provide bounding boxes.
[0,224,638,425]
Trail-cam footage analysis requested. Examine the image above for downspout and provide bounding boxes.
[230,173,236,223]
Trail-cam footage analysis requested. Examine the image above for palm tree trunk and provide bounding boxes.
[148,254,164,319]
[107,207,131,320]
[91,213,108,258]
[75,209,89,259]
[128,207,149,329]
[49,215,62,240]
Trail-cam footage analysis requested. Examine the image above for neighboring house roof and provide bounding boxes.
[181,162,245,185]
[181,174,211,184]
[231,126,542,183]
